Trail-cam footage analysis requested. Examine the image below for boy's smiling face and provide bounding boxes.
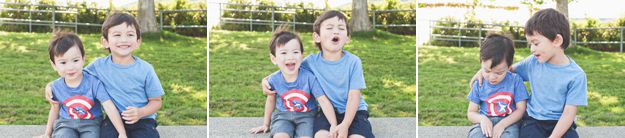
[271,39,303,77]
[51,46,84,82]
[313,16,350,53]
[527,31,563,64]
[481,59,509,85]
[102,22,141,58]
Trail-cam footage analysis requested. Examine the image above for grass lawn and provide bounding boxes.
[418,45,625,126]
[209,30,416,117]
[0,31,206,125]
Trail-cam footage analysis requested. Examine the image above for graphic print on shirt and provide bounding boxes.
[281,89,311,112]
[63,95,95,119]
[486,92,514,116]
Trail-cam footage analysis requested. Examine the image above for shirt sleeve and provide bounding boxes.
[566,73,588,106]
[349,57,366,90]
[513,75,529,102]
[94,81,111,103]
[513,55,533,81]
[145,65,164,98]
[467,81,481,104]
[310,76,326,98]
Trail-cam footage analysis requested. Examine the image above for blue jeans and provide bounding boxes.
[99,116,159,138]
[52,118,101,138]
[270,111,315,137]
[468,116,520,138]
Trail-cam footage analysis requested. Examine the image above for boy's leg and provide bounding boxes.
[346,110,374,138]
[519,113,548,138]
[99,117,120,138]
[52,119,79,138]
[126,119,160,138]
[271,112,295,138]
[314,110,339,138]
[499,121,520,138]
[467,123,486,138]
[78,119,101,138]
[294,112,315,138]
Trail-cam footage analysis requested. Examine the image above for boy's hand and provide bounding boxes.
[492,123,506,138]
[329,125,338,138]
[248,125,270,134]
[479,116,493,138]
[44,82,59,104]
[336,123,349,138]
[261,76,276,95]
[469,69,485,89]
[121,106,142,124]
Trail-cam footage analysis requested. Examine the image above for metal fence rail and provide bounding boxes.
[217,3,416,32]
[0,2,207,33]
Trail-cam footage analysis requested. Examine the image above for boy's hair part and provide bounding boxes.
[48,31,85,64]
[525,8,570,49]
[480,33,515,68]
[101,12,142,40]
[313,10,350,50]
[269,25,303,56]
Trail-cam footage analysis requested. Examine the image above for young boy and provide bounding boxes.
[249,27,338,138]
[467,34,529,138]
[42,31,127,138]
[45,12,164,138]
[262,10,374,138]
[472,8,587,138]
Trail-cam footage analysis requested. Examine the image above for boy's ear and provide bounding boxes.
[101,37,109,49]
[137,38,142,48]
[50,60,58,71]
[313,32,321,43]
[269,54,277,65]
[552,34,563,48]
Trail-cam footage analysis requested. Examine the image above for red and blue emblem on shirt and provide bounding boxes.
[281,89,311,112]
[486,92,514,116]
[63,95,95,119]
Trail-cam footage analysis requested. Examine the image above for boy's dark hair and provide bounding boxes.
[480,33,515,68]
[525,8,570,49]
[49,31,85,64]
[101,12,141,53]
[269,25,303,56]
[312,10,350,50]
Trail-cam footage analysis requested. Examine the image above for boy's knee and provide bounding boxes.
[348,134,366,138]
[314,130,330,138]
[273,133,291,138]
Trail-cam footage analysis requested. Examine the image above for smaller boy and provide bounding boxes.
[42,31,127,138]
[249,26,338,138]
[467,34,529,138]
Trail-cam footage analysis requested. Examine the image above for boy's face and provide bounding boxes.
[51,46,84,82]
[102,22,141,57]
[481,59,509,85]
[313,16,349,53]
[271,39,303,77]
[526,32,563,64]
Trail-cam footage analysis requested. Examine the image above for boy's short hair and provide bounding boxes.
[480,33,515,68]
[101,12,141,41]
[312,10,350,50]
[525,8,570,49]
[48,31,85,64]
[269,25,303,56]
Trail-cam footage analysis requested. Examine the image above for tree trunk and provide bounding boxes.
[138,0,158,33]
[555,0,572,47]
[350,0,371,32]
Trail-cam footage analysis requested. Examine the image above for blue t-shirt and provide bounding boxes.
[513,55,587,120]
[301,50,368,114]
[85,55,164,119]
[467,72,529,117]
[51,71,111,120]
[268,68,325,112]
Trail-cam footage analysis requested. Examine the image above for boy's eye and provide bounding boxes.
[280,52,287,55]
[73,59,79,62]
[59,61,66,64]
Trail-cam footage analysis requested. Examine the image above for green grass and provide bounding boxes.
[209,30,416,117]
[418,45,625,126]
[0,31,207,125]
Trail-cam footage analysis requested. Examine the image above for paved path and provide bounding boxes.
[419,126,625,138]
[0,125,206,138]
[209,117,416,138]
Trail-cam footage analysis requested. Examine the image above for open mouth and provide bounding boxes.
[331,36,340,43]
[117,45,131,49]
[285,62,296,71]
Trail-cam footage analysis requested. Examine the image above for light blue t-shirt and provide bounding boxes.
[51,71,111,120]
[85,55,164,119]
[467,72,529,117]
[268,68,325,112]
[513,55,587,120]
[301,50,368,114]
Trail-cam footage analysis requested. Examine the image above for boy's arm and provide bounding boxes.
[102,100,127,137]
[44,103,60,137]
[466,102,485,124]
[337,89,361,138]
[549,105,577,138]
[317,95,338,137]
[495,100,526,127]
[44,82,59,104]
[121,97,162,124]
[263,95,276,128]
